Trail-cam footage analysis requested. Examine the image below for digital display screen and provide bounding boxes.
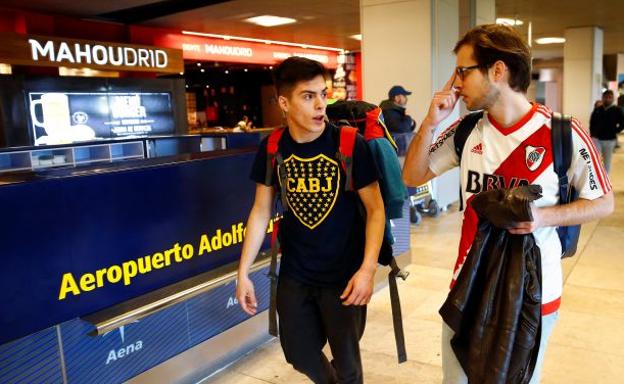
[28,92,175,146]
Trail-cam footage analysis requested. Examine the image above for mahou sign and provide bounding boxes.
[153,32,339,69]
[0,33,184,73]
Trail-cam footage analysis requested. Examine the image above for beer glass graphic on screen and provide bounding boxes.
[30,92,72,144]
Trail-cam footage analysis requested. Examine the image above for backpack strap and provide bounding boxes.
[454,111,484,160]
[551,112,573,204]
[336,126,358,191]
[266,127,286,185]
[267,219,281,337]
[454,111,483,210]
[388,257,409,363]
[266,127,289,211]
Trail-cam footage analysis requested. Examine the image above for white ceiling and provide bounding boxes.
[497,0,624,59]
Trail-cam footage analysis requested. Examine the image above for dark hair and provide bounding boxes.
[454,24,532,93]
[603,89,614,97]
[273,57,328,97]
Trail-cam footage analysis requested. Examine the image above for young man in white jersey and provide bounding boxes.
[403,24,614,383]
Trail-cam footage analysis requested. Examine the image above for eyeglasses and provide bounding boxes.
[455,65,482,80]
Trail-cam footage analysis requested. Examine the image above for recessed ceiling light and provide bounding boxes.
[245,15,296,27]
[350,34,362,41]
[196,62,201,67]
[496,18,524,26]
[206,85,210,88]
[244,68,248,72]
[225,70,229,74]
[200,68,205,73]
[179,72,184,75]
[535,37,566,45]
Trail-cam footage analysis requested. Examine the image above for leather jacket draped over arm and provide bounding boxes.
[439,185,544,384]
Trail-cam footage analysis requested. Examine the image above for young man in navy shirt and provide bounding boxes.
[237,57,385,383]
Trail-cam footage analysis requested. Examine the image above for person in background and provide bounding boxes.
[379,85,417,134]
[235,115,253,132]
[590,90,624,173]
[616,93,624,149]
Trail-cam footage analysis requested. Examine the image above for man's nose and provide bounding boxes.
[315,95,326,109]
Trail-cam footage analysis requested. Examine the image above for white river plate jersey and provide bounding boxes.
[429,103,611,313]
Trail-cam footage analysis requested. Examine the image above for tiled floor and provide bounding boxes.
[205,148,624,384]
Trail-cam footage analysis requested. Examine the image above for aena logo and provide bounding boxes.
[102,322,144,365]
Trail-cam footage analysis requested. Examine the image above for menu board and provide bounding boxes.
[28,92,175,146]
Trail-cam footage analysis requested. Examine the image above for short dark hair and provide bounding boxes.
[454,24,532,93]
[273,57,328,97]
[603,90,614,97]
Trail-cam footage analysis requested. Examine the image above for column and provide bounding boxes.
[563,27,603,129]
[460,0,496,35]
[360,0,466,209]
[360,0,434,120]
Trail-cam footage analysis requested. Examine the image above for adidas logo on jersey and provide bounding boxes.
[471,143,483,155]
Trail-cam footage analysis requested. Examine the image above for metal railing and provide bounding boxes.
[82,252,273,336]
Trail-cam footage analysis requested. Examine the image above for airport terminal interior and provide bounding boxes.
[0,1,623,383]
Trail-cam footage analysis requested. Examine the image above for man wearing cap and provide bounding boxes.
[380,85,417,134]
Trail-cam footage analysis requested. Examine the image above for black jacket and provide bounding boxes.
[439,185,543,384]
[590,105,624,140]
[379,99,415,133]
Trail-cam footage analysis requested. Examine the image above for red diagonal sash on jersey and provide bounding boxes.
[451,125,553,288]
[494,125,553,183]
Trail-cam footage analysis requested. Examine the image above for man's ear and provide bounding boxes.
[491,60,508,84]
[278,95,289,114]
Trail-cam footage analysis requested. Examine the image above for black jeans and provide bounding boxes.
[277,275,367,384]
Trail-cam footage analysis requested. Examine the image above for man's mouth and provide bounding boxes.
[313,116,325,123]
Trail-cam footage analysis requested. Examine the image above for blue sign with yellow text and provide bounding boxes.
[0,151,265,345]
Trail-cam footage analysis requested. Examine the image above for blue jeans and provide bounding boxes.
[591,138,616,174]
[441,311,560,384]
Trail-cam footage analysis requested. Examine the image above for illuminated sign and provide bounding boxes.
[28,39,169,69]
[0,33,183,73]
[28,92,175,145]
[149,31,339,68]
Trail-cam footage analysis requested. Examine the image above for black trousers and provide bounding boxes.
[277,275,367,384]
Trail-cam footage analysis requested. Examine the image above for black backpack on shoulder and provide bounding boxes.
[453,111,580,258]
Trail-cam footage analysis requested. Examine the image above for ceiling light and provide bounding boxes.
[196,62,201,67]
[350,34,362,41]
[535,37,566,45]
[225,70,229,74]
[245,15,296,27]
[496,18,524,26]
[179,72,184,75]
[200,68,205,72]
[244,68,248,72]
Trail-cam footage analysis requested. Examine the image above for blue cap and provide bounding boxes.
[388,85,412,98]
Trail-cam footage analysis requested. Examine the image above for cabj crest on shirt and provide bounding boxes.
[279,154,340,229]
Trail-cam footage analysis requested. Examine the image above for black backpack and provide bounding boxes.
[453,111,580,258]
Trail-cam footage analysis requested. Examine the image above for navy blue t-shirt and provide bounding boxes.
[250,124,380,287]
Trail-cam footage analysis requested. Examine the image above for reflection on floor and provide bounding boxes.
[206,149,624,384]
